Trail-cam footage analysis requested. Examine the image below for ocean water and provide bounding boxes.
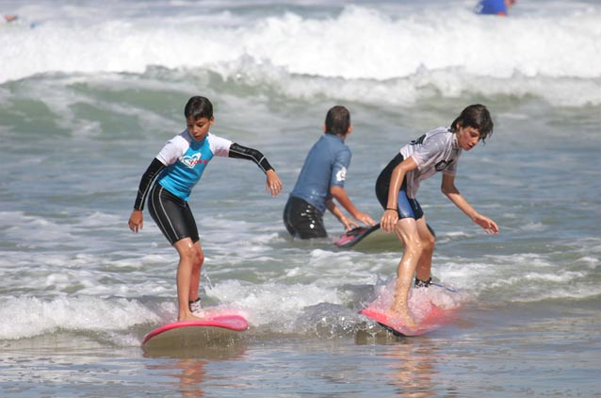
[1,0,600,397]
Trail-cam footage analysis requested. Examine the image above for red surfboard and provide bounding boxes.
[142,314,249,348]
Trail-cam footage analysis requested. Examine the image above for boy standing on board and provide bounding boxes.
[283,106,375,239]
[376,104,498,327]
[128,96,283,322]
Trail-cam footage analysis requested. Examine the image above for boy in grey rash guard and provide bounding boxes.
[376,104,499,328]
[283,105,375,239]
[128,96,283,322]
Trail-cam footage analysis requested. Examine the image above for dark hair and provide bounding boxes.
[325,105,351,136]
[450,104,494,142]
[184,96,213,120]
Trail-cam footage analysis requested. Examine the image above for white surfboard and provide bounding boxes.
[142,314,248,350]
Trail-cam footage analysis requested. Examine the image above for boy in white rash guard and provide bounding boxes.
[128,96,283,322]
[376,104,499,328]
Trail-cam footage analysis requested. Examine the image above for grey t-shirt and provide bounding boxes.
[400,127,462,198]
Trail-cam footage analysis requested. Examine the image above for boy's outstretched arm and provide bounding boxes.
[330,186,376,228]
[441,173,498,234]
[228,143,283,197]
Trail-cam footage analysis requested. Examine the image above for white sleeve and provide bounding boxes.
[156,135,187,165]
[208,133,233,157]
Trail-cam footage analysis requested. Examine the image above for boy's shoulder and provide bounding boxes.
[163,130,191,148]
[322,133,349,147]
[306,134,350,162]
[428,126,452,135]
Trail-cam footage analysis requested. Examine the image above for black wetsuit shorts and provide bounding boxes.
[147,183,199,245]
[375,153,424,220]
[283,196,328,239]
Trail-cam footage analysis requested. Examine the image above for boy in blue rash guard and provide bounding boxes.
[283,105,375,239]
[475,0,516,16]
[128,96,283,322]
[376,104,498,328]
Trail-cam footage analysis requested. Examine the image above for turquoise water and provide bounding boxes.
[1,0,600,397]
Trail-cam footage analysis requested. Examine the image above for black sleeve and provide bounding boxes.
[228,143,275,173]
[133,158,165,211]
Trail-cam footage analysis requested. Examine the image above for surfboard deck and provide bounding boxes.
[360,282,460,336]
[142,314,249,349]
[334,223,400,252]
[361,304,456,336]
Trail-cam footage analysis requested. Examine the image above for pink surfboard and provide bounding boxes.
[142,314,249,348]
[361,305,457,336]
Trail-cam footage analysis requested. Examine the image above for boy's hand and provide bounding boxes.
[355,212,376,227]
[473,214,498,234]
[128,210,143,233]
[265,170,283,197]
[380,209,399,233]
[339,215,359,231]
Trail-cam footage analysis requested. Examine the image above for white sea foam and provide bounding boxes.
[0,296,158,340]
[1,3,600,106]
[206,279,344,332]
[1,197,599,341]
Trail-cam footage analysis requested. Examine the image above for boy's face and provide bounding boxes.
[186,116,213,142]
[456,125,481,151]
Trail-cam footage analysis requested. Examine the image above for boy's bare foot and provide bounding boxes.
[177,312,204,322]
[386,309,418,329]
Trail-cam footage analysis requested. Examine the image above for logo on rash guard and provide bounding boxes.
[336,167,347,182]
[435,159,454,171]
[180,153,208,168]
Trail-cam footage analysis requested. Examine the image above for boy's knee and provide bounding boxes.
[195,251,205,267]
[423,235,435,251]
[405,239,424,256]
[179,242,202,262]
[189,244,204,267]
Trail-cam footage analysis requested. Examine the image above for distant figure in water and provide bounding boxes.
[2,14,18,23]
[475,0,516,16]
[2,14,38,29]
